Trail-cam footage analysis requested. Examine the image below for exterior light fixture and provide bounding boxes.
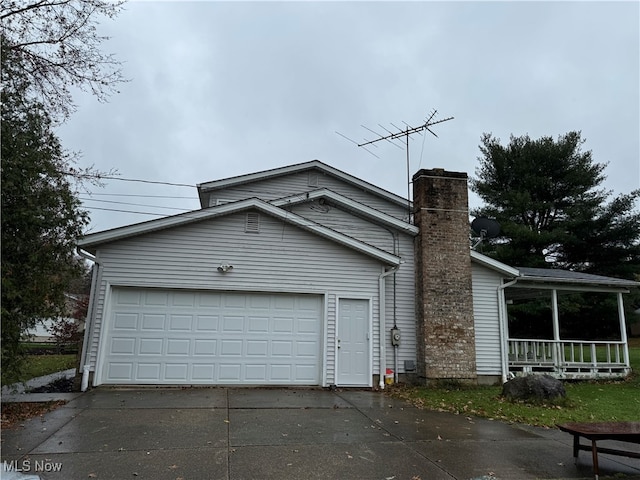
[217,264,233,273]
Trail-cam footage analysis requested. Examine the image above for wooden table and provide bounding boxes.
[557,422,640,480]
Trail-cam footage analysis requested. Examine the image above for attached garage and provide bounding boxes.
[99,288,324,385]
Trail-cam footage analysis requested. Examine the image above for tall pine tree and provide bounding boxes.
[471,131,640,279]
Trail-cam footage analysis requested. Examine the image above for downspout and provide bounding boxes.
[379,265,398,389]
[77,247,99,392]
[497,277,519,383]
[382,227,400,384]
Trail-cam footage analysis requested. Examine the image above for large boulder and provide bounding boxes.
[501,374,566,402]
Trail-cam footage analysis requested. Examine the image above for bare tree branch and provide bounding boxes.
[1,0,127,123]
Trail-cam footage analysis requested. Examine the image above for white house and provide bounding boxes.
[76,161,637,389]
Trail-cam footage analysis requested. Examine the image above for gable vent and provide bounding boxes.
[308,172,319,187]
[245,212,260,233]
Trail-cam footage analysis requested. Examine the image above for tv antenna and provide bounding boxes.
[337,109,453,220]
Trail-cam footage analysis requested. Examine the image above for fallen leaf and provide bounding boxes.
[88,474,97,478]
[168,465,178,470]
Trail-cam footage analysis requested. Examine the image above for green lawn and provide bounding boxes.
[388,339,640,427]
[13,354,77,384]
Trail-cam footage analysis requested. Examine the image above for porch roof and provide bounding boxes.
[516,267,640,289]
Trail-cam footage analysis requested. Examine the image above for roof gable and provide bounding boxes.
[78,198,401,266]
[197,160,409,210]
[272,188,418,236]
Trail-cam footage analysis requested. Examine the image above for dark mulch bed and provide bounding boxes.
[28,376,74,393]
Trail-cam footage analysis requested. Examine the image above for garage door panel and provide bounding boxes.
[165,364,188,380]
[113,313,137,330]
[137,363,160,380]
[142,314,165,330]
[167,339,190,355]
[223,316,244,332]
[195,315,219,331]
[272,341,292,356]
[248,316,269,332]
[139,338,163,355]
[194,339,216,355]
[102,289,322,385]
[145,291,168,306]
[169,315,192,331]
[108,363,132,380]
[192,364,215,380]
[219,364,241,381]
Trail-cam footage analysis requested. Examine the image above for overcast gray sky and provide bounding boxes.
[56,1,640,234]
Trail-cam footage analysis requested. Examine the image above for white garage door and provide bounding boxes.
[101,288,323,385]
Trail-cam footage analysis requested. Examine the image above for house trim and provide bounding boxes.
[78,198,401,266]
[272,188,419,236]
[470,250,519,277]
[197,160,410,210]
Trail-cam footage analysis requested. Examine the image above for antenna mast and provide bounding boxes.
[355,110,454,220]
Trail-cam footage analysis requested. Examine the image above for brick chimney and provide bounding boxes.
[413,168,477,383]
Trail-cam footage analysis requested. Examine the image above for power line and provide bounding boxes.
[79,197,193,211]
[85,206,172,216]
[85,193,198,199]
[70,173,194,188]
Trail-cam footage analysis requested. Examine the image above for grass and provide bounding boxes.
[24,355,76,380]
[388,338,640,428]
[20,354,77,382]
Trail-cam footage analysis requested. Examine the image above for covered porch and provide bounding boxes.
[500,268,638,380]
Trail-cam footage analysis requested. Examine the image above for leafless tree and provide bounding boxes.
[1,0,127,122]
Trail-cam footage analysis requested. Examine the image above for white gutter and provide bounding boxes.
[76,247,99,392]
[497,277,519,383]
[379,265,399,389]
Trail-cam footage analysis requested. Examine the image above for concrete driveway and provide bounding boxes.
[1,387,639,480]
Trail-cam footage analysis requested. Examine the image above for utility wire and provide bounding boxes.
[85,193,198,199]
[79,197,193,211]
[70,173,194,188]
[85,206,173,216]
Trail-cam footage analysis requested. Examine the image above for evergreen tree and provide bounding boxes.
[471,132,640,280]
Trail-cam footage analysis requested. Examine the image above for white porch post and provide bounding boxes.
[617,292,630,367]
[551,289,562,372]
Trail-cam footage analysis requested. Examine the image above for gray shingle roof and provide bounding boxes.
[516,267,639,288]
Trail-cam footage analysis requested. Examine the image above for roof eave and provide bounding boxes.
[77,198,401,266]
[272,188,419,236]
[197,160,410,210]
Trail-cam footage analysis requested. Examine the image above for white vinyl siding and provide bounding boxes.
[89,211,385,386]
[207,171,409,221]
[472,262,504,376]
[288,203,395,252]
[289,201,416,375]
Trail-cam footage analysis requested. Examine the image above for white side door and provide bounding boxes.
[336,298,370,386]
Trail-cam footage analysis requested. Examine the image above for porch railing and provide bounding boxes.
[508,338,631,379]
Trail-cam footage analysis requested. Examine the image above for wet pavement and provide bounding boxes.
[1,387,639,480]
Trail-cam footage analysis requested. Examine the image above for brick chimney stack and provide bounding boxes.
[412,168,477,383]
